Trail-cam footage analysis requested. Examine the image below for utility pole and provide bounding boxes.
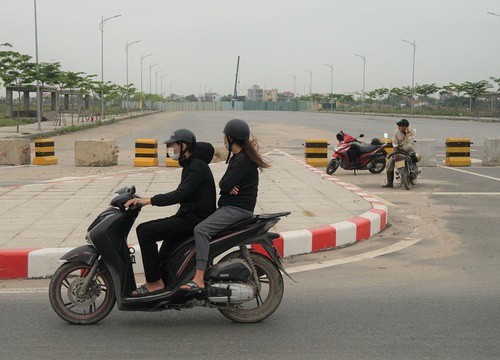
[232,56,240,109]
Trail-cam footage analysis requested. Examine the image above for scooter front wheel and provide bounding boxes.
[49,262,116,325]
[326,159,340,175]
[368,160,386,174]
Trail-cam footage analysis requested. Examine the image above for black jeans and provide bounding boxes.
[136,215,200,283]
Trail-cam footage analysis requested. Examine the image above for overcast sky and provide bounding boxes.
[1,0,499,97]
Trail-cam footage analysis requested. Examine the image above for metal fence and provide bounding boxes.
[164,101,313,112]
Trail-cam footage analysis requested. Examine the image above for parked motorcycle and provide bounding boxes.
[49,185,292,325]
[391,149,420,190]
[326,131,388,175]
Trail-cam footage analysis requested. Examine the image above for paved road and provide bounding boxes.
[1,111,499,359]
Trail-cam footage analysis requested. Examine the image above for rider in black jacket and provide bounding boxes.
[125,129,216,297]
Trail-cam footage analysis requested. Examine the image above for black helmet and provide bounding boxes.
[396,119,409,127]
[223,119,250,142]
[164,129,196,149]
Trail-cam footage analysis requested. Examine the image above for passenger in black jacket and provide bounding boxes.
[180,119,270,292]
[125,129,216,297]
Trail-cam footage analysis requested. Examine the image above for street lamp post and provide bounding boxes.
[402,39,416,116]
[324,64,334,111]
[289,74,296,99]
[324,64,334,95]
[148,63,159,110]
[33,0,41,130]
[125,40,141,113]
[155,69,163,95]
[140,53,152,110]
[99,13,121,121]
[305,70,312,95]
[355,54,366,113]
[169,84,174,97]
[160,75,168,97]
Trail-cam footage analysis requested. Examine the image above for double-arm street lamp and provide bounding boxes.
[401,39,417,116]
[99,13,121,120]
[355,54,366,113]
[125,40,141,112]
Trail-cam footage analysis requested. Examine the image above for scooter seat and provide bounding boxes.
[357,144,380,154]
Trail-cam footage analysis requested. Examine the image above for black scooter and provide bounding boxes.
[49,186,292,324]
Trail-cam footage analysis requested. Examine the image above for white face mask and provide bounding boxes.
[168,147,179,160]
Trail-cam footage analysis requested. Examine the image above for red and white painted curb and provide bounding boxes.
[0,150,388,279]
[251,150,387,258]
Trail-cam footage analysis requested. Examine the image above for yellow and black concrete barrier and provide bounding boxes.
[33,138,57,165]
[304,139,329,167]
[134,139,158,167]
[445,138,472,166]
[166,145,180,167]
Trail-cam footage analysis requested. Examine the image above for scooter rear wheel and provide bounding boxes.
[49,262,116,325]
[218,252,284,323]
[326,159,340,175]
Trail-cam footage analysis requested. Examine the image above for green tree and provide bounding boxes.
[490,77,500,91]
[0,50,33,131]
[414,83,438,98]
[461,80,492,116]
[185,94,198,102]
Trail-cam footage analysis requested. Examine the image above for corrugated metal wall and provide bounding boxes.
[164,101,312,112]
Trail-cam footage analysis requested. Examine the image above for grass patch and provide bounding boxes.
[0,118,33,127]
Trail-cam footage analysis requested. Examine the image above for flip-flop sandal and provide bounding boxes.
[180,281,205,292]
[131,284,165,297]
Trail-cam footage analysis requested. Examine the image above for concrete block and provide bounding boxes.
[414,139,436,167]
[75,139,119,167]
[0,139,31,165]
[483,137,500,166]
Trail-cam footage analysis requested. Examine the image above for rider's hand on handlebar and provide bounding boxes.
[125,198,151,210]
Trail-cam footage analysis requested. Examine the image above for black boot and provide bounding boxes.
[382,171,394,188]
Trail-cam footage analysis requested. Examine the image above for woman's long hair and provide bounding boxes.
[240,135,270,170]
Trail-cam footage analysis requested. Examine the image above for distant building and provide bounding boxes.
[247,85,279,102]
[263,89,278,102]
[279,91,295,102]
[247,85,263,101]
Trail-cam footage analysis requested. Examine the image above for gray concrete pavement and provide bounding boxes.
[0,150,371,249]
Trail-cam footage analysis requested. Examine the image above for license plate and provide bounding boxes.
[395,160,405,168]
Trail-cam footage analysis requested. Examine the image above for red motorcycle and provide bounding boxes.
[326,131,387,175]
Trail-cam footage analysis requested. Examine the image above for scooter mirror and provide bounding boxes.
[359,134,365,138]
[383,133,389,139]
